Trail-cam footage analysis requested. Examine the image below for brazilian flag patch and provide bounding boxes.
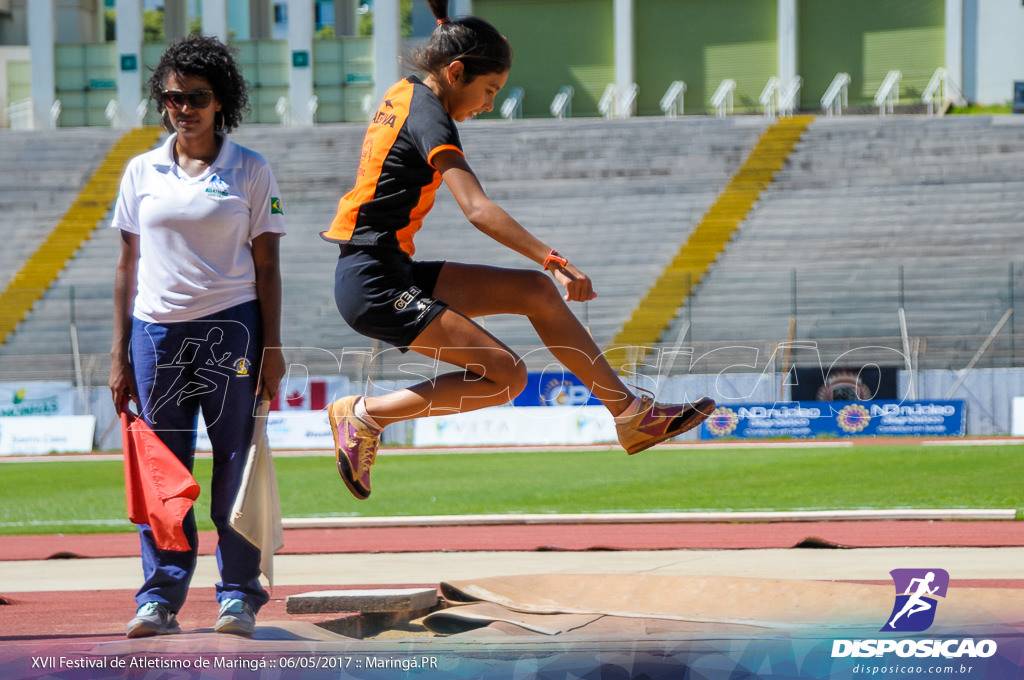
[271,197,284,215]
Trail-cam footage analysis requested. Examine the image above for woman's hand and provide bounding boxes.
[109,356,138,414]
[257,346,286,401]
[551,262,597,302]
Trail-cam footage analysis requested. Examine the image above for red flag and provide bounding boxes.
[121,409,200,552]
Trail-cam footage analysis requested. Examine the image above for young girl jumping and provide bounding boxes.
[321,0,715,500]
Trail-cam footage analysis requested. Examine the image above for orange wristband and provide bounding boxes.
[543,249,568,270]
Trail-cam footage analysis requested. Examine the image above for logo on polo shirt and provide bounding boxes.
[271,197,284,214]
[206,174,230,197]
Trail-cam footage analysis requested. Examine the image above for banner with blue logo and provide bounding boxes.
[512,372,601,407]
[701,400,966,440]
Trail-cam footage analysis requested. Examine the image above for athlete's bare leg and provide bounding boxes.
[363,263,634,426]
[362,304,526,426]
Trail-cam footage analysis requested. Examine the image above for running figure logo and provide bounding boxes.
[881,568,950,632]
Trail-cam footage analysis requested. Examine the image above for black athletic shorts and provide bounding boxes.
[334,244,447,351]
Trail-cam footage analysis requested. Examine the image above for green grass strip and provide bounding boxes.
[1,443,1021,535]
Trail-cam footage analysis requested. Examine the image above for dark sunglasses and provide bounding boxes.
[161,89,214,110]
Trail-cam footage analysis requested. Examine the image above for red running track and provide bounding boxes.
[2,520,1024,561]
[2,521,1023,644]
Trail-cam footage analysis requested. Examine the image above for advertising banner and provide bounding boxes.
[197,410,334,451]
[512,372,601,407]
[414,406,616,447]
[701,400,966,440]
[0,416,97,455]
[0,381,76,417]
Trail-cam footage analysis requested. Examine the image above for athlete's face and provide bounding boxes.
[446,65,508,122]
[162,72,221,139]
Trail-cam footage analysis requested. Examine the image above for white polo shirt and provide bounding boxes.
[112,133,287,323]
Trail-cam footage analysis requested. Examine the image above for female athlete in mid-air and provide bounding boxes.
[321,0,715,499]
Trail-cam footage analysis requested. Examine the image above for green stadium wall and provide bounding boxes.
[475,0,614,118]
[635,0,776,116]
[475,0,945,118]
[799,0,945,110]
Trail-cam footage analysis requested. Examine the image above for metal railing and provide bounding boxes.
[821,73,851,117]
[104,99,120,128]
[7,333,1022,387]
[275,96,291,126]
[779,76,802,117]
[5,97,32,129]
[618,83,639,118]
[307,95,320,124]
[598,83,639,119]
[874,70,902,117]
[501,87,524,120]
[135,100,148,127]
[659,81,686,118]
[598,84,618,119]
[549,86,573,120]
[760,76,781,118]
[711,79,736,118]
[5,98,62,129]
[922,67,967,116]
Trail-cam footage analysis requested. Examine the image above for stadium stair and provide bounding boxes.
[0,126,162,348]
[605,115,814,372]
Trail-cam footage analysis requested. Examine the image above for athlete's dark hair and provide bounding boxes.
[409,0,512,81]
[149,34,249,133]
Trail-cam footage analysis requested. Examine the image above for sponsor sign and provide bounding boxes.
[0,381,76,417]
[197,411,333,451]
[414,406,615,447]
[1012,397,1024,436]
[512,372,600,408]
[0,416,96,455]
[700,400,966,439]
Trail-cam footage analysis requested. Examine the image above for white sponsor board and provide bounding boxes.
[197,410,333,451]
[0,381,77,417]
[1012,397,1024,436]
[413,406,617,447]
[0,416,97,455]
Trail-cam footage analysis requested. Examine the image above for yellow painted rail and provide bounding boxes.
[606,115,814,372]
[0,127,162,348]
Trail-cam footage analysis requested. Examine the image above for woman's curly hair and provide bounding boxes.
[148,34,249,133]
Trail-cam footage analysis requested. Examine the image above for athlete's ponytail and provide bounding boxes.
[410,0,512,80]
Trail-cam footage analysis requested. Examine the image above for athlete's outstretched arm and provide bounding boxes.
[435,149,596,302]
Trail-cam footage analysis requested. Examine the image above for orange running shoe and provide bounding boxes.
[329,396,380,499]
[616,392,716,455]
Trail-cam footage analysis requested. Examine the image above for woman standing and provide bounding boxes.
[322,0,715,501]
[109,35,286,638]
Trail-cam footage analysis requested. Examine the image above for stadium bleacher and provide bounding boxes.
[681,115,1024,366]
[0,127,123,289]
[0,113,1021,383]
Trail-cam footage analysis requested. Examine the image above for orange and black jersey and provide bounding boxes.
[321,76,464,256]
